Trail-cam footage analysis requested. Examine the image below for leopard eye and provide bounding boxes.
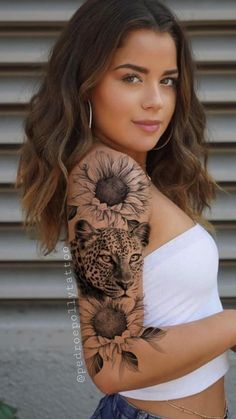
[100,254,112,263]
[130,254,141,262]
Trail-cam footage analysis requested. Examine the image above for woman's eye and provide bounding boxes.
[161,77,178,87]
[122,74,141,84]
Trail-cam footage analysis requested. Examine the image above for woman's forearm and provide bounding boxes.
[95,309,235,394]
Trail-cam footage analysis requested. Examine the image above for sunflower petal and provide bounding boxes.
[97,335,111,345]
[118,297,136,313]
[84,347,100,359]
[84,336,100,349]
[128,324,143,336]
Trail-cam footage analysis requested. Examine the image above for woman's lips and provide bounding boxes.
[133,121,161,133]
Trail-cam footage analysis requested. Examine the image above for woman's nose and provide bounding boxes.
[141,86,164,110]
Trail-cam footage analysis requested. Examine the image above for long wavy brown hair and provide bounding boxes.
[15,0,223,256]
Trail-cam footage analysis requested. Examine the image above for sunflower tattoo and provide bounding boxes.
[79,295,166,378]
[67,150,151,227]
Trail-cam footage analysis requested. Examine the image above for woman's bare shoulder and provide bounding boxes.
[67,141,152,242]
[70,141,145,176]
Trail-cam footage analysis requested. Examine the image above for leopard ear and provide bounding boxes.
[127,219,140,232]
[130,221,150,247]
[74,219,98,249]
[67,205,77,221]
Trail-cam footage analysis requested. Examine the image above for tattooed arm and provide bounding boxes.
[66,145,236,394]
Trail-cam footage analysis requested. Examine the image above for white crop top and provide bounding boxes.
[119,222,230,400]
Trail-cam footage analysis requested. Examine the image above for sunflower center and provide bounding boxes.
[93,306,127,339]
[95,176,129,206]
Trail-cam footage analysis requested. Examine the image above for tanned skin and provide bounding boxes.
[67,146,167,382]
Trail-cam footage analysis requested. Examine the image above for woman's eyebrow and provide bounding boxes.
[113,63,179,76]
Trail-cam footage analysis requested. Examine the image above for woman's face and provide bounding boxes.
[89,29,178,158]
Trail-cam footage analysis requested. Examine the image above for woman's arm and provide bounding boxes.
[66,144,236,395]
[107,308,236,393]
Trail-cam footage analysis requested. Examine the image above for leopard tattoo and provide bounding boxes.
[70,218,150,300]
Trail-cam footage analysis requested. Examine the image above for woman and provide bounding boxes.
[15,0,236,418]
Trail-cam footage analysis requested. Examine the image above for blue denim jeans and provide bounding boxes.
[90,393,233,419]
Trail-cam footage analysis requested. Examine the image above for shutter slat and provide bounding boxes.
[0,114,24,145]
[0,74,41,104]
[206,111,236,143]
[0,0,235,24]
[219,263,236,297]
[0,228,66,261]
[190,33,236,63]
[0,265,77,299]
[167,0,236,22]
[1,32,235,65]
[197,72,236,104]
[207,149,236,182]
[0,1,81,23]
[0,34,56,64]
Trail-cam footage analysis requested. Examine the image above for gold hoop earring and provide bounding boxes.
[88,100,92,129]
[153,130,173,150]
